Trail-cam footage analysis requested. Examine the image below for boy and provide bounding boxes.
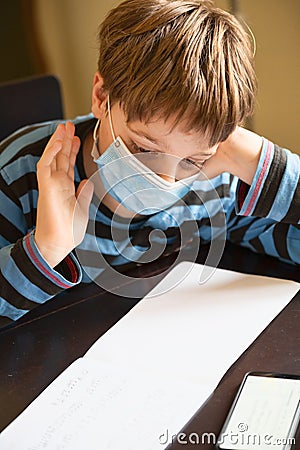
[0,0,299,328]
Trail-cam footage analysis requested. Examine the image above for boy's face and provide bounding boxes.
[98,102,218,182]
[92,74,218,183]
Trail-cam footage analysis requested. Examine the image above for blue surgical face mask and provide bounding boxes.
[91,97,200,215]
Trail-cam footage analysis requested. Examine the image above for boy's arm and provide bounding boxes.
[0,169,82,327]
[0,122,93,327]
[202,128,300,264]
[35,122,94,267]
[0,232,82,328]
[203,127,300,225]
[233,138,299,224]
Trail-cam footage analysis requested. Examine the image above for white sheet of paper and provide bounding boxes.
[0,357,210,450]
[1,262,299,450]
[86,262,299,387]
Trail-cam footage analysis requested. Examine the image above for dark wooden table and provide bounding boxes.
[0,242,299,448]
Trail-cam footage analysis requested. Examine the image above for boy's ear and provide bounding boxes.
[91,72,108,119]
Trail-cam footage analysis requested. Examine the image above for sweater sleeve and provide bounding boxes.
[0,172,82,327]
[236,138,300,223]
[227,138,300,265]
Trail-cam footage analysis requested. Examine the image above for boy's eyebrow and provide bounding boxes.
[126,123,159,145]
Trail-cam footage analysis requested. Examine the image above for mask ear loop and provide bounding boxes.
[92,93,116,150]
[91,119,101,159]
[93,119,100,144]
[107,94,117,142]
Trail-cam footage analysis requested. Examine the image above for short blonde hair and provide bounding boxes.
[98,0,256,146]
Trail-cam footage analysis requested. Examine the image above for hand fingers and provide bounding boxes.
[56,122,76,173]
[38,122,80,179]
[73,179,94,244]
[38,124,65,170]
[68,136,81,180]
[45,122,67,148]
[37,141,62,181]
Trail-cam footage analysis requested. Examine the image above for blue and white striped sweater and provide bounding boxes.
[0,114,299,326]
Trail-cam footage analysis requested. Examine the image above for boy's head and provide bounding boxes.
[97,0,256,147]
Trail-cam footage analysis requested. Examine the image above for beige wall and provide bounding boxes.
[34,0,118,117]
[240,0,300,152]
[35,0,300,153]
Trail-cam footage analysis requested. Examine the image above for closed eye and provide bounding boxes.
[130,142,153,154]
[130,142,205,169]
[183,158,204,169]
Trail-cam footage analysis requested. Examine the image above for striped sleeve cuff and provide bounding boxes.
[17,230,82,293]
[235,138,273,217]
[235,138,300,224]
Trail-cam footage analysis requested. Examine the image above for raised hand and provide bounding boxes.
[35,122,94,268]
